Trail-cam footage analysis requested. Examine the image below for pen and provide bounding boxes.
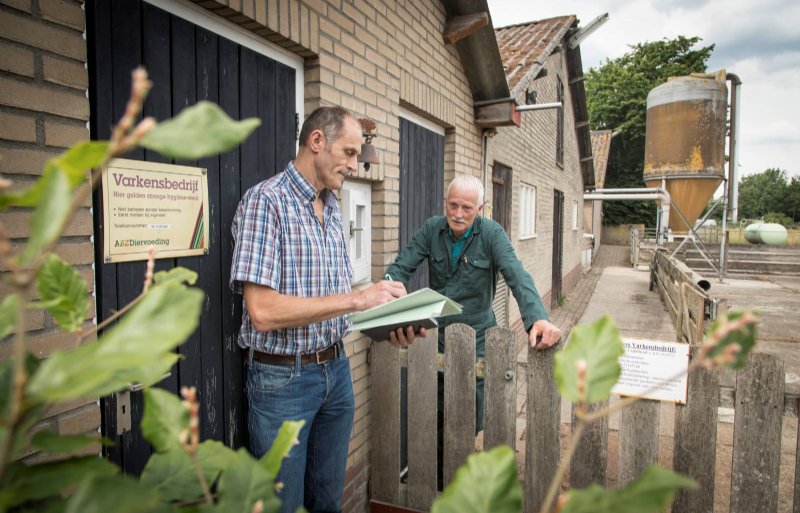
[384,274,393,281]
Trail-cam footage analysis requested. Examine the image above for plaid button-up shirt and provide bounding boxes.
[230,162,353,355]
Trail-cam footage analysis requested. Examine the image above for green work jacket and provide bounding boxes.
[386,215,548,356]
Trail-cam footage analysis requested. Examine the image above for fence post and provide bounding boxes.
[569,401,608,488]
[731,352,784,513]
[443,324,476,486]
[618,399,660,485]
[370,340,401,503]
[406,329,439,511]
[484,327,518,451]
[673,356,719,513]
[525,341,562,513]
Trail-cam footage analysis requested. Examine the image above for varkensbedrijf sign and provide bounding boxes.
[612,338,690,403]
[102,159,210,263]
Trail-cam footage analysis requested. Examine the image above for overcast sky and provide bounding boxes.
[487,0,800,180]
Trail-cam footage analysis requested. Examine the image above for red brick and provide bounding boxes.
[39,0,85,31]
[0,10,85,61]
[0,0,32,13]
[57,403,101,435]
[0,147,58,176]
[0,111,36,143]
[0,322,95,360]
[44,119,88,148]
[0,41,35,78]
[42,55,89,90]
[0,76,90,120]
[4,207,92,238]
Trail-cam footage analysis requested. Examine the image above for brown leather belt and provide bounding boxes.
[252,343,341,366]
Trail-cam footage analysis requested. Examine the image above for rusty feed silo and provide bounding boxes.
[644,73,728,232]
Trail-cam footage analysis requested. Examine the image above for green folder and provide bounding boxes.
[348,288,462,342]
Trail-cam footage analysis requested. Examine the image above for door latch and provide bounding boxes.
[115,372,171,436]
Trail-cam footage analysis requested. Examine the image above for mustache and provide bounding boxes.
[449,217,466,223]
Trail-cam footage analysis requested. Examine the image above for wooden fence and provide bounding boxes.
[370,252,793,513]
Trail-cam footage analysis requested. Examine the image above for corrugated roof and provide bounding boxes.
[495,16,576,92]
[591,130,612,188]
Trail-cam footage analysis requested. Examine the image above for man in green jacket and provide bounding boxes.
[385,174,561,471]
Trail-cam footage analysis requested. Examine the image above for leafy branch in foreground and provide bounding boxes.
[0,66,321,512]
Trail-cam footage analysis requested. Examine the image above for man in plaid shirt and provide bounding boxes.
[230,106,422,513]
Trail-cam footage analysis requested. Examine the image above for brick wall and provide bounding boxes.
[487,47,586,337]
[0,0,98,461]
[1,0,483,507]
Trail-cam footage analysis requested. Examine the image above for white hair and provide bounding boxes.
[447,174,485,205]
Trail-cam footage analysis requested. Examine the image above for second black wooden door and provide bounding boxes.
[88,0,296,474]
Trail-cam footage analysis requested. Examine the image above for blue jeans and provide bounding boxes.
[247,347,354,513]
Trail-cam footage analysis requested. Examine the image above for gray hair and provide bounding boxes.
[298,106,356,147]
[447,174,485,206]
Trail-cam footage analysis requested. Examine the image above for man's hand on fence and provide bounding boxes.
[530,320,561,350]
[388,325,426,349]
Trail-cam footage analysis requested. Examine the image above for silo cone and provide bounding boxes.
[643,72,728,232]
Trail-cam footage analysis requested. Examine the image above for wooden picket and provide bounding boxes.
[368,251,792,513]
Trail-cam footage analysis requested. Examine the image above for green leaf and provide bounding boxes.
[19,168,71,265]
[555,315,624,405]
[561,466,697,513]
[153,266,198,286]
[27,283,203,402]
[140,441,235,503]
[215,448,280,513]
[139,101,260,160]
[0,142,108,211]
[260,420,304,477]
[0,456,117,509]
[431,446,521,513]
[51,141,110,183]
[141,388,189,453]
[705,310,759,369]
[31,430,102,454]
[35,254,90,332]
[0,294,19,341]
[64,474,175,513]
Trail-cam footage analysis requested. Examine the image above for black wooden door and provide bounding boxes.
[491,163,511,232]
[399,118,444,292]
[491,163,511,327]
[87,0,296,474]
[551,189,564,310]
[398,117,444,474]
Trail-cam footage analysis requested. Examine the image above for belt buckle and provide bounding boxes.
[315,348,323,365]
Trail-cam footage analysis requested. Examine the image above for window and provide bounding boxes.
[556,75,564,168]
[519,183,537,238]
[572,200,579,230]
[340,181,372,284]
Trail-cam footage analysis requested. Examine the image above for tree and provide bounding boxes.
[586,36,715,226]
[737,168,788,221]
[784,176,800,223]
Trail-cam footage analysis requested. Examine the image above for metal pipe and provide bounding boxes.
[583,189,671,246]
[727,73,742,224]
[719,176,728,282]
[516,102,562,112]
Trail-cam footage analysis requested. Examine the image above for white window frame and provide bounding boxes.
[519,183,537,239]
[340,181,372,284]
[572,200,579,231]
[145,0,304,151]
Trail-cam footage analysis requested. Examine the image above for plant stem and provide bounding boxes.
[538,420,586,513]
[0,286,32,481]
[78,289,144,343]
[190,451,214,505]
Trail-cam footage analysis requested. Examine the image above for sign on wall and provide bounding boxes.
[101,159,210,263]
[612,338,690,403]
